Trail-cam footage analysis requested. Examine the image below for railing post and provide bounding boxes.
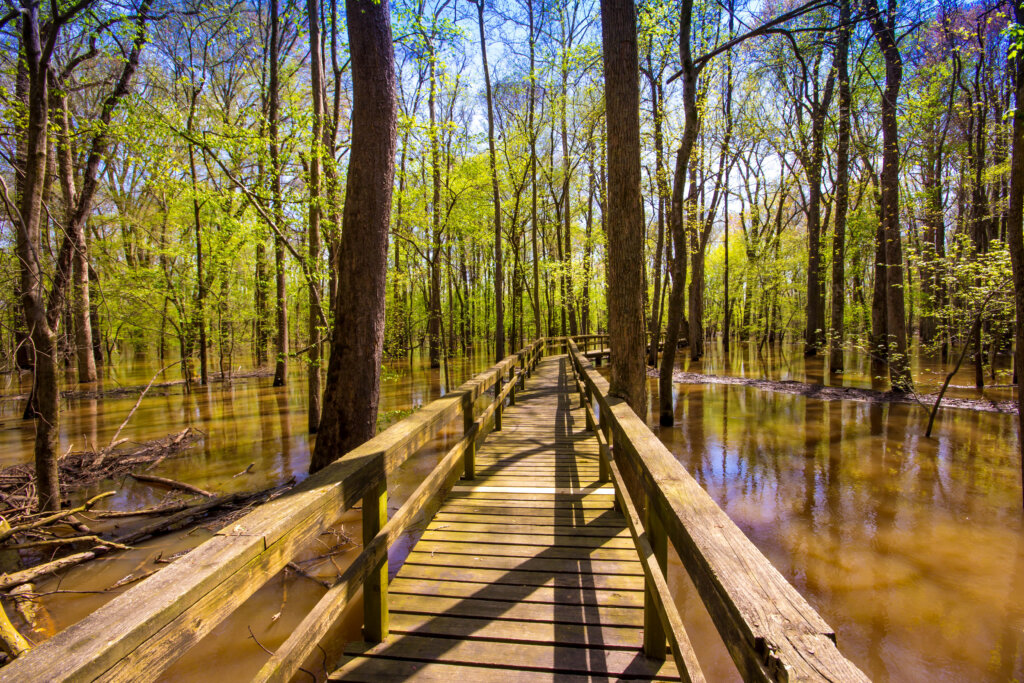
[584,385,595,432]
[363,478,388,643]
[598,410,611,485]
[462,392,475,481]
[495,369,503,432]
[643,506,668,659]
[509,366,517,406]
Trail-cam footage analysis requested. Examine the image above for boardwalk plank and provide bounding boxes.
[333,356,669,681]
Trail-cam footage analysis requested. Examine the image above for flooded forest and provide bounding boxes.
[2,0,1024,680]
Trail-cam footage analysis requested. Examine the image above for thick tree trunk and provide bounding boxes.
[802,76,835,357]
[601,0,647,415]
[659,148,690,425]
[310,0,396,472]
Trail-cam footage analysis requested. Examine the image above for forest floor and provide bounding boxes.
[648,368,1017,415]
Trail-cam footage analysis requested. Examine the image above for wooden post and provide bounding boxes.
[585,385,595,431]
[463,393,475,481]
[643,506,668,659]
[363,479,388,643]
[495,369,503,431]
[509,367,517,406]
[598,410,611,484]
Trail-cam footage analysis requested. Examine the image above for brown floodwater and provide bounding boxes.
[651,341,1024,682]
[0,341,1021,681]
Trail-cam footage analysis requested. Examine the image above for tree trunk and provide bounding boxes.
[54,89,97,384]
[866,0,911,391]
[658,0,699,425]
[307,0,326,432]
[477,0,504,361]
[311,0,396,472]
[829,0,850,373]
[427,56,442,369]
[646,70,666,366]
[600,0,647,415]
[270,0,288,387]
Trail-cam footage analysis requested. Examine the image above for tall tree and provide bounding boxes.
[269,0,288,387]
[475,0,504,361]
[865,0,912,391]
[829,0,851,373]
[307,0,326,431]
[310,0,397,471]
[4,0,151,509]
[601,0,647,414]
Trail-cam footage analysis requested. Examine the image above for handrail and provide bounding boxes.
[0,339,546,682]
[566,355,704,683]
[566,340,868,683]
[254,339,536,682]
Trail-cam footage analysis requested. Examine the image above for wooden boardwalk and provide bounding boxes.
[333,355,681,681]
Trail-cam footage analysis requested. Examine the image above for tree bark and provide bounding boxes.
[310,0,396,472]
[601,0,647,415]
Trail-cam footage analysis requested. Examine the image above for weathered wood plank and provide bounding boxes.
[339,635,682,680]
[389,612,645,649]
[389,594,643,627]
[397,564,645,590]
[404,550,643,575]
[389,577,644,607]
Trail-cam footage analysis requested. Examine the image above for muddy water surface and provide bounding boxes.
[0,352,495,680]
[653,342,1023,682]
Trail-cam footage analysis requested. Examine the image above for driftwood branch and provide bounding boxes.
[129,473,214,498]
[0,491,114,543]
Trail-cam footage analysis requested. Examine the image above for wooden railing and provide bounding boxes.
[0,339,545,683]
[566,340,868,682]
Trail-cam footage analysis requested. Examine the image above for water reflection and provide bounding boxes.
[654,341,1024,682]
[0,349,495,680]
